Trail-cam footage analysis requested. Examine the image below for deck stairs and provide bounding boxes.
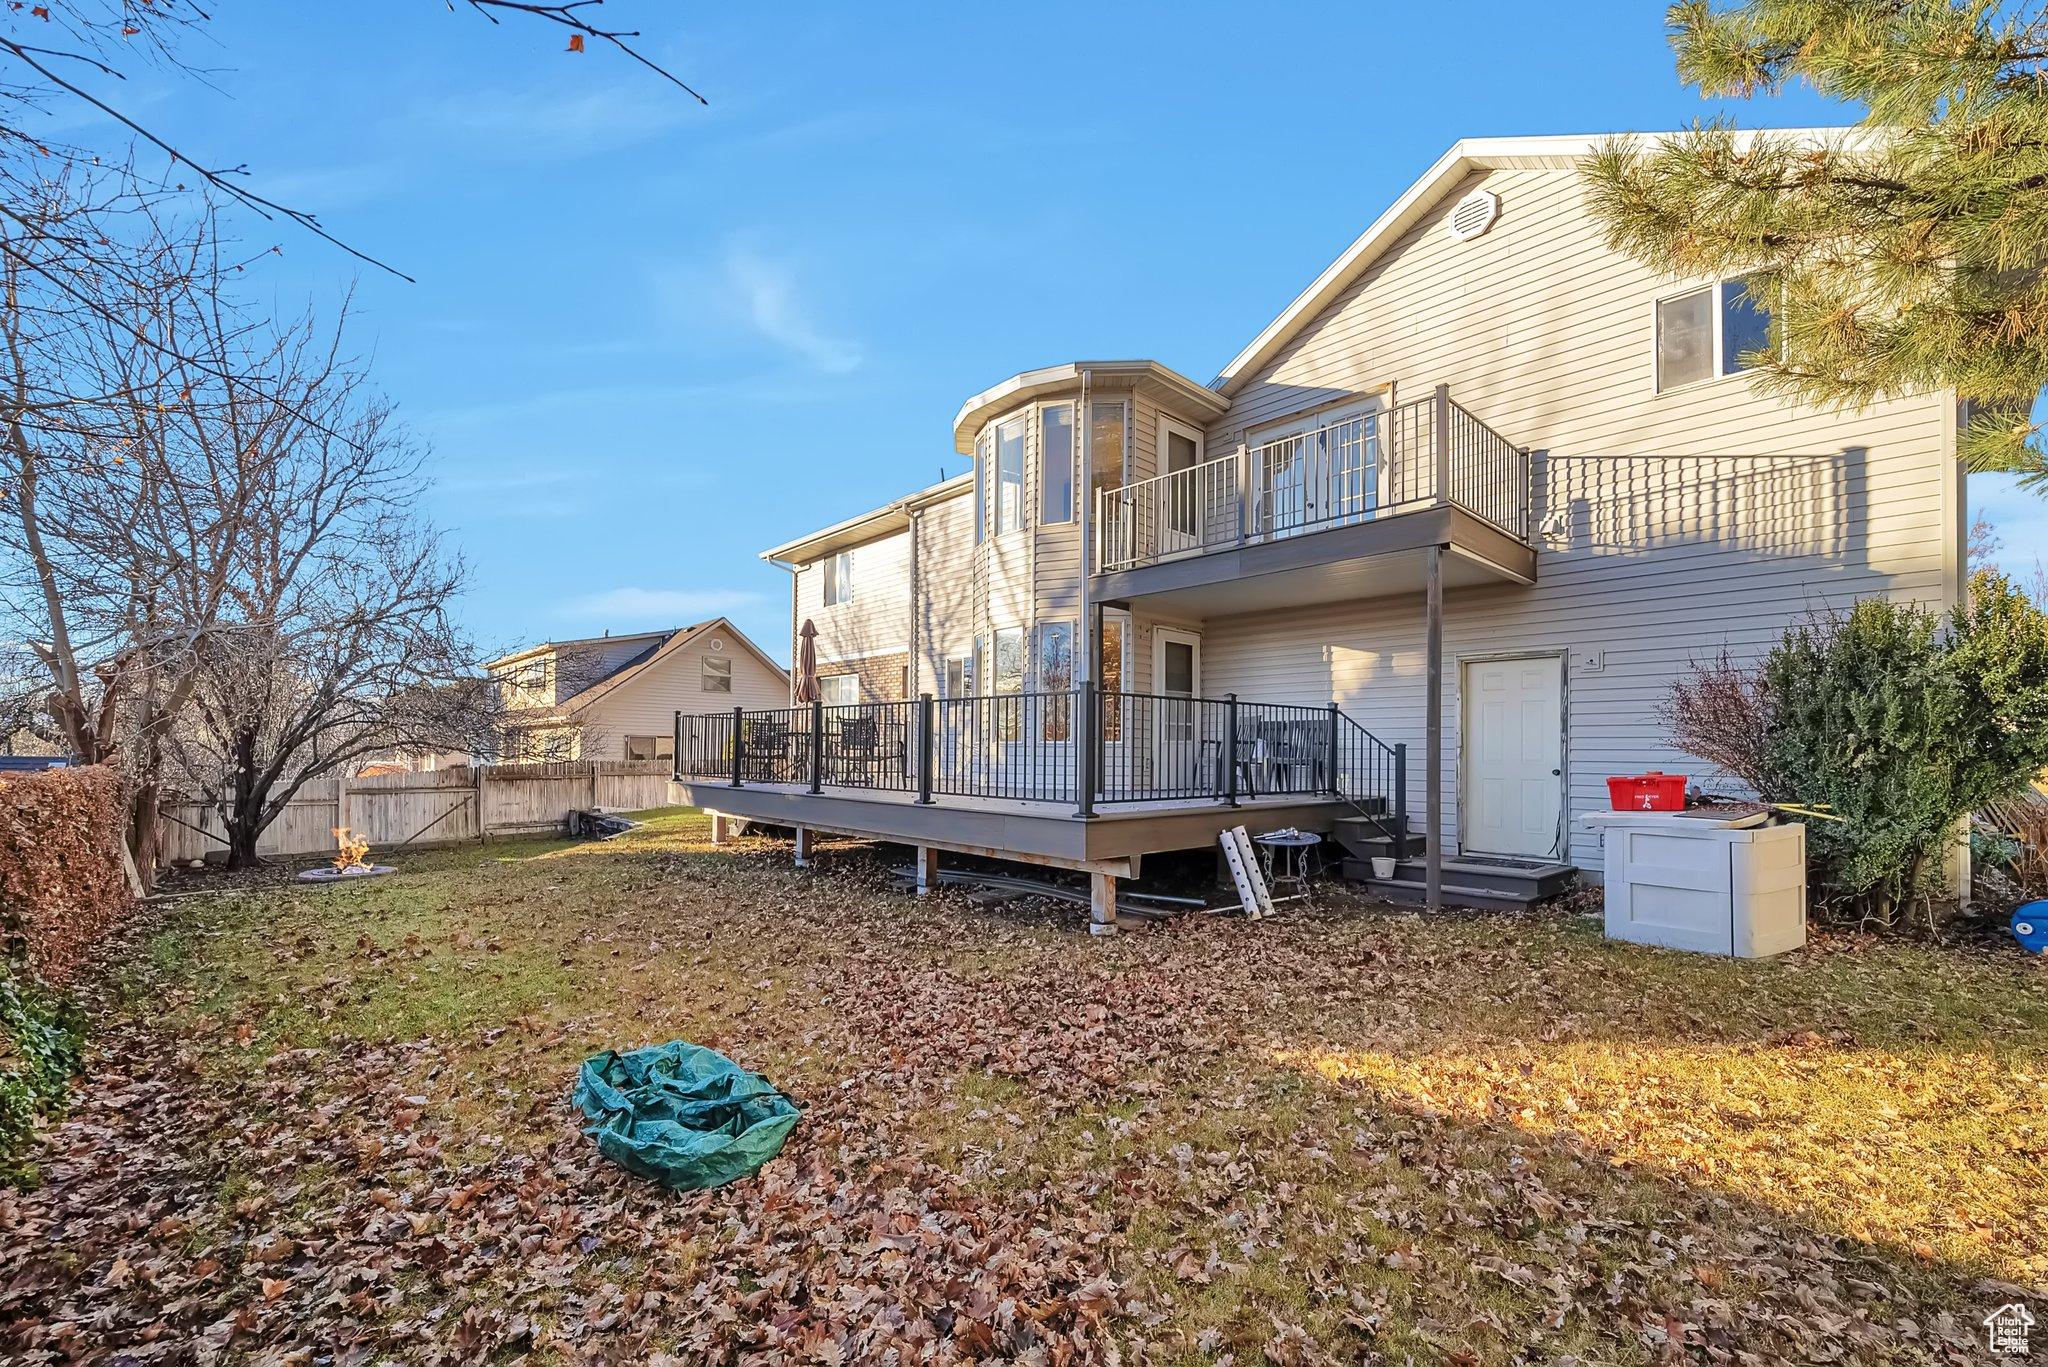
[1332,813,1576,910]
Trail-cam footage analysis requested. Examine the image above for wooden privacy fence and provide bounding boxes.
[157,760,676,865]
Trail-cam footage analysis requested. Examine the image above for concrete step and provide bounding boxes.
[1332,815,1425,861]
[1340,856,1577,902]
[1339,867,1543,912]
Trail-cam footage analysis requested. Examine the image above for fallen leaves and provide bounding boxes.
[0,813,2039,1364]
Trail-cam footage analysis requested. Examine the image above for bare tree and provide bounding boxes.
[0,3,701,278]
[166,449,479,866]
[0,170,445,881]
[1659,649,1776,798]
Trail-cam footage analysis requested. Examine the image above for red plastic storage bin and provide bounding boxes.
[1607,771,1688,811]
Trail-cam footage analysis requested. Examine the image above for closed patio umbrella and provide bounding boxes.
[794,620,821,704]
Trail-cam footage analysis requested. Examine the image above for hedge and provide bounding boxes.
[0,765,131,983]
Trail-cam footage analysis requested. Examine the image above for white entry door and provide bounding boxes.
[1462,655,1564,859]
[1152,628,1202,790]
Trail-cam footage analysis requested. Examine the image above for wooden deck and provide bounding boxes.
[668,776,1347,879]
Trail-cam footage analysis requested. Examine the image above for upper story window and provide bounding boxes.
[1040,404,1074,524]
[823,550,853,606]
[995,415,1027,535]
[973,431,987,545]
[701,653,733,692]
[1656,274,1776,392]
[1088,400,1127,509]
[505,658,550,691]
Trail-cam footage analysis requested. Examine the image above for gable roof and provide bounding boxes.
[1211,128,1868,399]
[558,616,789,715]
[761,470,973,566]
[484,629,673,672]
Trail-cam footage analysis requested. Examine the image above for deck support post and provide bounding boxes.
[710,811,734,846]
[793,824,814,868]
[1223,693,1240,807]
[914,844,940,895]
[1425,543,1445,912]
[1089,871,1118,936]
[1392,742,1408,847]
[1073,684,1098,818]
[1326,702,1342,796]
[808,700,825,795]
[916,692,936,804]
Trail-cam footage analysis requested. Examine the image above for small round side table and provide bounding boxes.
[1253,830,1321,907]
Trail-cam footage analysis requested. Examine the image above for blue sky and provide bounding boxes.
[97,1,2047,661]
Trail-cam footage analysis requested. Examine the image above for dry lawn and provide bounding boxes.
[2,808,2043,1365]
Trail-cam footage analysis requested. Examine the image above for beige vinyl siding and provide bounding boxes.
[579,632,788,758]
[796,529,913,689]
[1201,162,1959,868]
[914,490,977,694]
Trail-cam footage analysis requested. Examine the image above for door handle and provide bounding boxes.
[1552,768,1561,776]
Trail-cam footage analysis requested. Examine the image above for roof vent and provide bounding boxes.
[1447,189,1500,242]
[709,638,726,652]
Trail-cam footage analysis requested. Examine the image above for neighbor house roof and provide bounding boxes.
[489,618,789,719]
[484,629,673,672]
[1212,128,1872,398]
[554,617,788,715]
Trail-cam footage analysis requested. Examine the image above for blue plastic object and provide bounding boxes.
[2013,901,2048,955]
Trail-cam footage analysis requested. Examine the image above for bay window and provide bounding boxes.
[1038,621,1074,740]
[995,416,1026,535]
[1040,404,1074,524]
[1088,400,1127,508]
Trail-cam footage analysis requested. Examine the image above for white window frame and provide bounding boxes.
[1039,401,1076,525]
[823,550,854,607]
[1035,619,1074,692]
[1156,413,1206,476]
[701,653,733,692]
[973,432,987,545]
[1090,398,1131,485]
[944,655,971,697]
[1653,275,1781,394]
[624,734,674,761]
[818,673,858,706]
[992,413,1028,537]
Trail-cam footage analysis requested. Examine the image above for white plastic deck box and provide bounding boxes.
[1580,810,1807,958]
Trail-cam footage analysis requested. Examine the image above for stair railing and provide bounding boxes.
[1329,710,1407,846]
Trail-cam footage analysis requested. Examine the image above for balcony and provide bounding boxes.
[1093,387,1536,612]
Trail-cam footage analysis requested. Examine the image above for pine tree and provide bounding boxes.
[1583,1,2048,489]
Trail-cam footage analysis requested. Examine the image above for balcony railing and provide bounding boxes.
[675,690,1406,835]
[1096,386,1528,573]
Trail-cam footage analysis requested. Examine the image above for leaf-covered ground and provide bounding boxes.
[2,809,2044,1364]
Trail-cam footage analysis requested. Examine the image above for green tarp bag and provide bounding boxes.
[572,1041,800,1190]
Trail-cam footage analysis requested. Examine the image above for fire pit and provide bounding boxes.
[297,826,396,883]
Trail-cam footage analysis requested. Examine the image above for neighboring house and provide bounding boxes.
[353,748,472,776]
[688,131,1963,927]
[489,618,788,762]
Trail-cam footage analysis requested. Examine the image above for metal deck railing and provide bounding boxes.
[675,689,1406,836]
[1096,385,1529,573]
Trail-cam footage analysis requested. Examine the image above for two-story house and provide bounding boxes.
[676,132,1964,931]
[491,618,787,761]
